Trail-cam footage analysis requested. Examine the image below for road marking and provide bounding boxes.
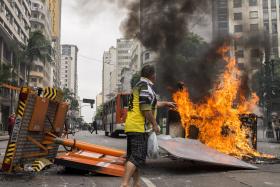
[141,177,156,187]
[264,182,276,186]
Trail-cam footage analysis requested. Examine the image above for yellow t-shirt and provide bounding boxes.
[125,78,157,133]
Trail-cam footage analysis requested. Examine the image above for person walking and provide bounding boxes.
[120,65,176,187]
[8,113,16,137]
[91,120,98,134]
[272,113,280,142]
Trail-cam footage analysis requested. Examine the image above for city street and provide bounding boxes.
[1,131,280,187]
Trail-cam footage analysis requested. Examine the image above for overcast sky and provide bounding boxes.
[61,1,126,122]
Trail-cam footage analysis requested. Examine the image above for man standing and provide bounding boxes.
[121,65,176,187]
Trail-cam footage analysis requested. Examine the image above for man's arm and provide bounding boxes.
[157,101,177,110]
[143,110,160,133]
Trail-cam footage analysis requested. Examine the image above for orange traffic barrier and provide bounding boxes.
[54,138,125,157]
[55,151,125,177]
[0,83,21,91]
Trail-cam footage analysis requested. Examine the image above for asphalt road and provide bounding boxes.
[0,130,280,187]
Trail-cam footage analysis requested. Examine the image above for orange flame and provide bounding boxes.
[173,44,262,158]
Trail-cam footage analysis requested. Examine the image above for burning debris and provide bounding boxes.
[172,45,269,158]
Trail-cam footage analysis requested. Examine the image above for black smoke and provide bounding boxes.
[121,0,225,101]
[120,0,272,102]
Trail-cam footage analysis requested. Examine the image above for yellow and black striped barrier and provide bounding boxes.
[2,87,30,172]
[17,101,26,118]
[32,158,52,172]
[43,87,63,102]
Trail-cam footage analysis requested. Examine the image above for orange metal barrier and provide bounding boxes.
[54,138,125,157]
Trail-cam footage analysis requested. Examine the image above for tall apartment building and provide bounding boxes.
[60,44,78,97]
[120,40,143,93]
[0,0,31,129]
[116,38,133,91]
[29,0,52,87]
[213,0,280,68]
[102,47,117,103]
[47,0,61,88]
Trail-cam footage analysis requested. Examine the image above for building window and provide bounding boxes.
[65,61,68,64]
[249,0,257,6]
[272,36,278,47]
[65,70,67,73]
[65,75,67,77]
[218,22,228,29]
[272,22,278,34]
[233,0,242,8]
[234,13,242,20]
[250,24,259,32]
[272,48,279,57]
[263,0,268,8]
[236,50,244,58]
[234,25,243,32]
[145,53,150,60]
[264,22,269,33]
[263,10,269,20]
[65,79,67,82]
[249,11,258,19]
[271,0,276,8]
[271,10,277,20]
[31,78,37,82]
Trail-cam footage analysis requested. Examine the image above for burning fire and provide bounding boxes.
[173,44,262,158]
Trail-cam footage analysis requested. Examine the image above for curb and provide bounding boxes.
[0,136,9,141]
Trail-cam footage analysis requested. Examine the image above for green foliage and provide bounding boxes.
[130,72,141,88]
[95,105,103,120]
[24,31,52,84]
[63,88,79,111]
[176,33,208,62]
[0,64,12,83]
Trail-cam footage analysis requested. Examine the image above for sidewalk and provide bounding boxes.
[0,131,9,141]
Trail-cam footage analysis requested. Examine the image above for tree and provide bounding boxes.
[63,88,79,111]
[24,31,52,85]
[95,104,103,120]
[0,64,12,83]
[130,72,140,88]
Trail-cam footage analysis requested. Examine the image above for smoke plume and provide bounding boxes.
[121,0,223,101]
[120,0,271,102]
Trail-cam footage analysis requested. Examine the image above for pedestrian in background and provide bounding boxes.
[120,65,176,187]
[8,113,16,137]
[90,120,98,134]
[272,113,280,142]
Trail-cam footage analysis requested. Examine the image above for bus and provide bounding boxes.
[102,93,130,137]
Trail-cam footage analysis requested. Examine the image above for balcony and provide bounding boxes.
[30,17,45,25]
[30,70,44,78]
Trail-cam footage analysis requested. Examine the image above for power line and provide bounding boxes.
[78,54,102,63]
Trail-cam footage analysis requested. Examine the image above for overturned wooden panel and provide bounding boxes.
[158,136,257,169]
[53,102,69,134]
[28,97,49,132]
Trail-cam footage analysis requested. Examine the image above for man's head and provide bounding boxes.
[141,64,156,83]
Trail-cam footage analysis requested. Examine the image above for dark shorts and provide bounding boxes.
[126,132,148,168]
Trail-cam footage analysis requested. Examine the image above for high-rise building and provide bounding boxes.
[102,47,117,102]
[29,0,52,87]
[213,0,280,67]
[0,0,31,129]
[120,39,143,93]
[47,0,61,88]
[116,38,133,91]
[60,44,79,97]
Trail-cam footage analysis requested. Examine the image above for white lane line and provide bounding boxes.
[141,177,157,187]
